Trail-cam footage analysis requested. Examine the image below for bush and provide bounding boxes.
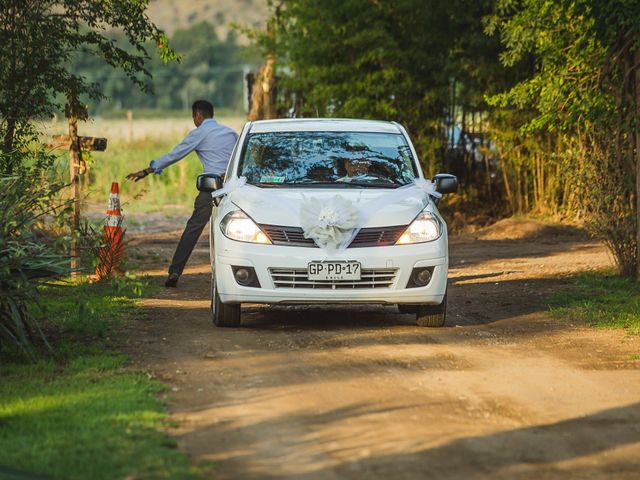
[0,174,69,357]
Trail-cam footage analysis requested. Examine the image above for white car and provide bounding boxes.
[197,119,457,328]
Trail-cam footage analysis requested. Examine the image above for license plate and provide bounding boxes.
[308,261,361,281]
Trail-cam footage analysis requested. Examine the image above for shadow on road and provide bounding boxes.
[178,401,640,479]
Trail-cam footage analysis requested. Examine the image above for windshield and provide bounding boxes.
[239,131,418,187]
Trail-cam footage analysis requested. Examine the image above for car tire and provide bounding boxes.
[211,275,241,327]
[415,293,447,327]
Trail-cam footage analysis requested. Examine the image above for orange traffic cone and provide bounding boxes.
[96,182,125,279]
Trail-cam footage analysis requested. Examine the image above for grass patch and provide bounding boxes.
[550,269,640,334]
[0,277,210,479]
[35,276,156,353]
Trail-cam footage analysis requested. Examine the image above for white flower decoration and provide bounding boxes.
[300,195,360,251]
[318,207,340,226]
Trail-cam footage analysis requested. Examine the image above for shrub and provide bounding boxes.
[0,174,69,357]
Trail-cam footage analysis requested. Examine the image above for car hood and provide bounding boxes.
[229,188,432,227]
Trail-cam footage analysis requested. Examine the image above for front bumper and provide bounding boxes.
[213,232,448,305]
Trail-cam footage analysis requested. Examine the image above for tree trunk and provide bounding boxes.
[635,51,640,280]
[3,117,15,155]
[247,57,277,121]
[450,79,456,150]
[67,101,81,280]
[247,11,278,121]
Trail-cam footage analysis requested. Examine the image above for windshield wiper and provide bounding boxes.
[248,182,288,188]
[338,181,401,188]
[249,180,403,189]
[287,181,348,188]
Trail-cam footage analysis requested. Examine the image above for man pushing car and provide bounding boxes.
[126,100,238,287]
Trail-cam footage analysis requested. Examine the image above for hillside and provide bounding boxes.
[147,0,267,39]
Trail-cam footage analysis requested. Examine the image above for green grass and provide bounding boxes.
[36,277,156,345]
[550,269,640,334]
[0,278,211,479]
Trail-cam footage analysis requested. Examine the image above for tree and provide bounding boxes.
[486,0,640,277]
[0,0,176,172]
[70,21,252,113]
[0,0,175,355]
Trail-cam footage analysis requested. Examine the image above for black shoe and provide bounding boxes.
[165,273,180,288]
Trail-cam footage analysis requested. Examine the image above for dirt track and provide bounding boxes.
[126,217,640,479]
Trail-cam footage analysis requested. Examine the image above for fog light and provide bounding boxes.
[231,266,261,287]
[416,269,432,285]
[235,268,251,284]
[406,267,434,289]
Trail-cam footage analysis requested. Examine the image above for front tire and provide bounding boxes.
[415,293,447,327]
[211,275,241,327]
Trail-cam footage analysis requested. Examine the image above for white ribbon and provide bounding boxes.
[211,176,248,199]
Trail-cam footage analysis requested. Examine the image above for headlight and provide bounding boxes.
[396,212,442,244]
[220,210,271,244]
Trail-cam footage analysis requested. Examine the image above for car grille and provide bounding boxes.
[270,268,397,289]
[260,224,407,248]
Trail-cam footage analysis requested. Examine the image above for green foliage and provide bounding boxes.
[265,0,501,167]
[0,0,176,157]
[485,0,615,131]
[486,0,640,276]
[72,21,257,113]
[551,269,640,334]
[0,173,69,357]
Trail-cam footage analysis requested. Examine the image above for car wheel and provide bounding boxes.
[415,293,447,327]
[211,274,241,327]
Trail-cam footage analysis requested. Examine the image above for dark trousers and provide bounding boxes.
[169,191,213,276]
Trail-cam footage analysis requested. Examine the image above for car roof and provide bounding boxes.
[248,118,403,134]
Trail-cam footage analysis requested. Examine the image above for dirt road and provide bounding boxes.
[126,218,640,479]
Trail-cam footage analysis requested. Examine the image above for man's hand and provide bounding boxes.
[126,167,154,182]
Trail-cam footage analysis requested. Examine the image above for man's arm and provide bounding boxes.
[148,128,203,174]
[126,128,203,181]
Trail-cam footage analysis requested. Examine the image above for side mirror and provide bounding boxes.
[196,173,223,193]
[433,173,458,195]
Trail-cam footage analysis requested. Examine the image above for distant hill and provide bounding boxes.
[147,0,267,40]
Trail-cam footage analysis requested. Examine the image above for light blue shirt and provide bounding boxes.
[149,118,238,176]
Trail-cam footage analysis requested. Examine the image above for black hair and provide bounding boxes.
[192,100,214,118]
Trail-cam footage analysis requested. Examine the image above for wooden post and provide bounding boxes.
[83,162,90,193]
[61,96,107,280]
[635,51,640,280]
[67,102,82,279]
[127,110,133,144]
